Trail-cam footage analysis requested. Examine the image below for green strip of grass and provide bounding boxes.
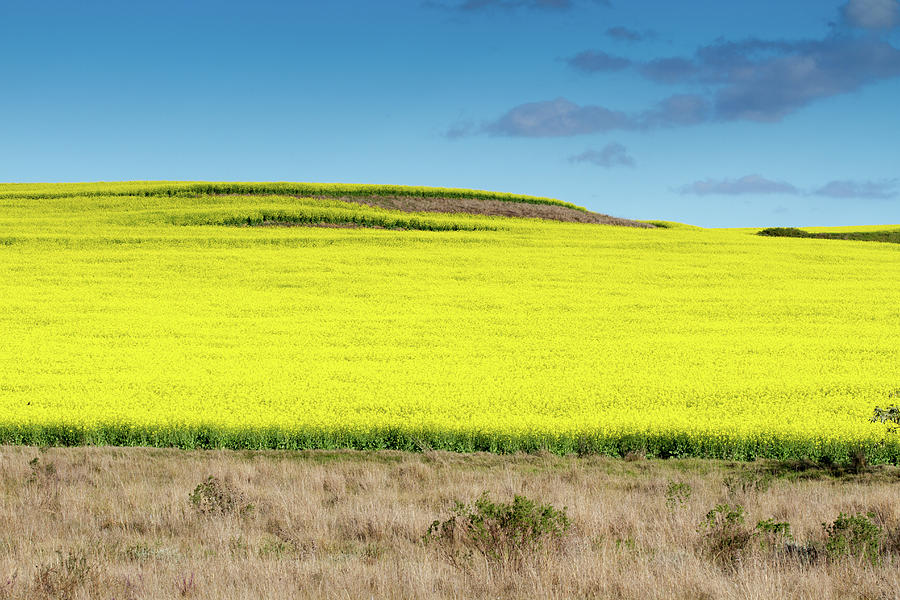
[0,181,585,212]
[3,424,899,465]
[758,227,900,243]
[179,209,495,231]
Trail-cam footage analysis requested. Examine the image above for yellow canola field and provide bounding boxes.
[1,184,898,461]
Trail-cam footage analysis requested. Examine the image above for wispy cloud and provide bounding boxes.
[439,0,609,11]
[644,37,900,122]
[570,36,900,123]
[443,121,476,139]
[483,94,710,136]
[813,179,898,199]
[677,176,899,199]
[638,57,698,84]
[842,0,900,30]
[677,175,800,196]
[539,9,900,135]
[569,143,635,168]
[639,94,710,127]
[605,26,654,42]
[482,97,632,136]
[568,50,632,72]
[460,2,900,137]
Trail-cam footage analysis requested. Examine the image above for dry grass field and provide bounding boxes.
[2,446,899,600]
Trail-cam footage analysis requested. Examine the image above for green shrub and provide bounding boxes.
[758,227,900,244]
[665,481,692,509]
[724,469,772,497]
[823,512,882,564]
[755,518,793,551]
[699,504,753,566]
[758,227,811,238]
[424,492,570,563]
[258,535,295,559]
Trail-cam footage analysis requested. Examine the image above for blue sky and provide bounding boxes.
[1,0,898,227]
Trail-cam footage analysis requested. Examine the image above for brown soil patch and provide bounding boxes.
[318,195,654,228]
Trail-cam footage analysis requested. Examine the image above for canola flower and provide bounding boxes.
[1,183,899,462]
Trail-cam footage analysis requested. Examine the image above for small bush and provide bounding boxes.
[724,469,772,497]
[756,518,793,551]
[698,504,753,566]
[758,227,811,238]
[665,481,692,509]
[124,544,153,563]
[823,512,882,564]
[759,227,900,244]
[424,492,570,563]
[258,535,295,559]
[188,476,253,516]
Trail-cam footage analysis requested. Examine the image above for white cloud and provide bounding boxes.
[569,143,635,168]
[843,0,900,30]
